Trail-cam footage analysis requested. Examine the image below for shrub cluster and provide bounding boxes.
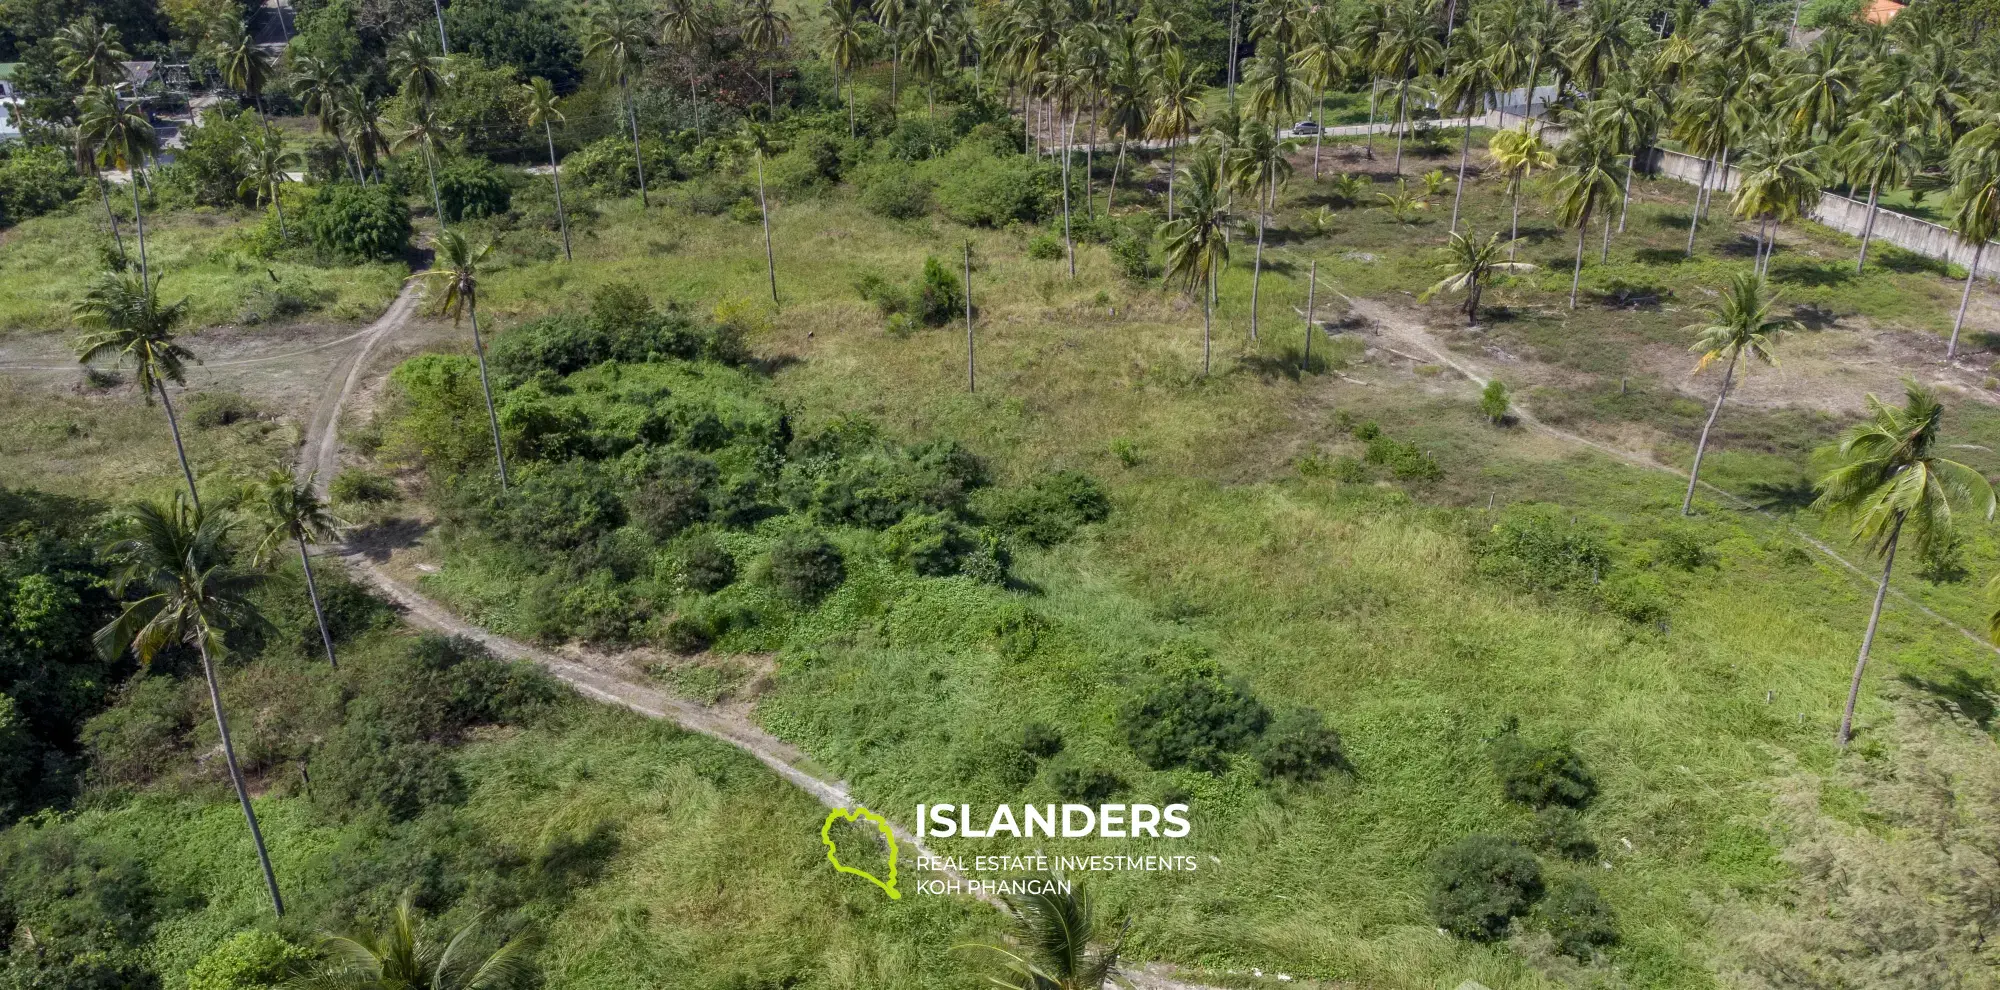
[854,256,963,328]
[436,156,512,222]
[1121,669,1270,773]
[978,471,1111,547]
[300,182,412,261]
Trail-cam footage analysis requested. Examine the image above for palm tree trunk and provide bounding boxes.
[1061,112,1075,278]
[198,638,285,917]
[757,152,777,306]
[1686,156,1712,257]
[1303,259,1316,370]
[1312,88,1326,178]
[1601,209,1612,263]
[1681,350,1736,515]
[1838,514,1902,748]
[1392,86,1408,176]
[965,240,975,392]
[295,532,338,670]
[1570,205,1590,308]
[98,175,126,260]
[1203,265,1214,376]
[1617,151,1636,232]
[1167,139,1178,220]
[545,122,572,262]
[271,181,288,240]
[432,0,449,52]
[1085,106,1096,220]
[849,70,857,140]
[1509,181,1521,259]
[1227,0,1239,107]
[130,169,150,286]
[625,79,649,208]
[157,379,200,509]
[1450,113,1472,233]
[1701,143,1728,221]
[1948,244,1983,360]
[422,147,444,226]
[1107,141,1124,214]
[1467,278,1482,322]
[468,306,510,492]
[690,71,703,139]
[890,35,900,109]
[1856,179,1880,273]
[1365,78,1381,160]
[1250,175,1268,340]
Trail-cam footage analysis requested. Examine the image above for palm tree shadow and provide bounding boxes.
[1768,261,1855,288]
[1897,668,1999,730]
[1634,247,1691,266]
[346,516,434,563]
[1743,477,1818,513]
[1237,348,1337,382]
[1789,304,1840,331]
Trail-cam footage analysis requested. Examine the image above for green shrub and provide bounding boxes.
[930,146,1048,226]
[1529,807,1598,861]
[190,392,258,428]
[860,162,931,219]
[915,256,963,325]
[660,613,716,653]
[628,476,712,541]
[330,469,397,505]
[0,144,83,227]
[1121,671,1269,772]
[1108,228,1158,280]
[980,470,1111,546]
[1026,232,1063,259]
[1595,571,1670,624]
[679,533,737,593]
[1534,876,1619,959]
[1048,763,1126,802]
[1020,722,1065,759]
[562,135,677,195]
[768,131,844,194]
[1256,708,1351,782]
[557,568,644,642]
[1430,835,1545,941]
[883,512,975,577]
[1491,730,1598,809]
[300,182,411,261]
[185,930,312,990]
[0,693,31,819]
[1800,0,1861,27]
[1474,505,1611,592]
[156,109,256,207]
[769,530,845,604]
[436,156,512,221]
[1656,526,1715,572]
[1480,380,1509,423]
[488,460,626,552]
[1363,435,1440,481]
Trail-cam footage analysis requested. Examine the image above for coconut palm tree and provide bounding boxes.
[247,468,346,670]
[54,15,128,92]
[1814,381,1995,747]
[239,127,299,240]
[1591,71,1662,236]
[298,893,534,990]
[77,86,157,284]
[1102,33,1148,212]
[409,231,509,493]
[1944,115,2000,361]
[1729,137,1821,277]
[874,0,911,110]
[1550,119,1625,308]
[1489,123,1555,257]
[739,0,792,107]
[1146,47,1203,220]
[292,53,360,181]
[1422,229,1534,323]
[1374,1,1442,176]
[1161,147,1230,376]
[962,876,1126,990]
[95,495,282,916]
[1438,48,1504,234]
[824,0,866,139]
[1223,120,1293,340]
[1779,29,1857,143]
[388,29,447,109]
[1562,0,1639,99]
[584,2,653,206]
[389,102,449,225]
[1831,108,1921,274]
[1673,67,1746,258]
[905,0,954,126]
[339,86,388,182]
[215,22,278,129]
[75,271,202,507]
[1681,271,1790,515]
[66,120,127,259]
[1291,8,1347,179]
[524,77,572,262]
[659,0,714,136]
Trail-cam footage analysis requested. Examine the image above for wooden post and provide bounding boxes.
[965,241,975,393]
[1302,259,1317,373]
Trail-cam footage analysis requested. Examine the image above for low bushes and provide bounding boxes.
[436,157,512,222]
[1491,727,1598,809]
[1120,669,1269,772]
[929,144,1050,226]
[300,182,412,262]
[1430,835,1545,940]
[979,470,1110,546]
[769,530,846,603]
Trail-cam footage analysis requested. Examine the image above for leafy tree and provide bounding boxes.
[444,0,582,91]
[74,270,202,506]
[301,181,411,260]
[410,230,510,492]
[1479,379,1510,424]
[239,127,300,240]
[1681,272,1790,516]
[524,77,571,261]
[94,495,283,916]
[246,469,346,671]
[963,876,1126,990]
[1421,229,1533,324]
[1160,146,1229,376]
[1815,382,1995,747]
[1430,835,1544,940]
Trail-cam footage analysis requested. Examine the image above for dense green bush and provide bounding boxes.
[445,0,582,91]
[0,825,158,986]
[766,131,845,195]
[436,156,512,222]
[1474,505,1611,592]
[1026,231,1063,260]
[1048,763,1126,802]
[330,469,397,504]
[184,930,311,990]
[627,457,714,540]
[0,694,31,820]
[0,144,82,228]
[1363,434,1440,481]
[929,145,1048,226]
[487,460,627,552]
[979,470,1110,546]
[155,109,255,207]
[300,182,411,261]
[491,284,714,380]
[1534,876,1619,959]
[1430,835,1545,941]
[769,530,845,604]
[1121,670,1269,772]
[1020,722,1065,759]
[679,533,737,593]
[1256,708,1351,782]
[1491,729,1598,809]
[563,136,677,195]
[859,162,931,219]
[79,677,192,789]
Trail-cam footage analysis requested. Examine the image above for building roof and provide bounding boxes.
[1861,0,1906,25]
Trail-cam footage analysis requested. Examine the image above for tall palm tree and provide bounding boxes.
[339,86,388,182]
[584,2,653,206]
[1680,272,1790,515]
[1729,137,1821,277]
[66,121,126,259]
[1161,148,1230,376]
[1489,123,1554,258]
[77,86,157,284]
[389,102,449,225]
[1421,229,1534,323]
[215,23,278,129]
[292,53,360,181]
[1779,29,1857,143]
[1814,381,1995,747]
[659,0,713,136]
[55,18,136,260]
[300,893,534,990]
[248,468,346,671]
[739,0,792,107]
[1550,120,1625,308]
[1292,8,1347,179]
[1102,33,1148,212]
[1831,108,1921,274]
[1673,67,1745,258]
[1146,48,1203,221]
[95,495,282,916]
[963,876,1126,990]
[1592,71,1662,236]
[388,30,447,110]
[75,270,201,507]
[874,0,911,111]
[524,78,572,262]
[239,127,300,240]
[1374,1,1442,176]
[824,0,866,139]
[1439,48,1504,234]
[1945,116,2000,361]
[1562,0,1638,98]
[905,0,954,125]
[409,231,509,493]
[1223,121,1292,340]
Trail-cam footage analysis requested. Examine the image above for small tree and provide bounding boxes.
[247,468,347,670]
[1681,272,1790,515]
[1421,229,1533,324]
[1479,380,1510,424]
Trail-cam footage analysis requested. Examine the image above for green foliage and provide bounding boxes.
[436,157,512,222]
[562,136,678,196]
[882,512,1006,581]
[1491,728,1598,809]
[1363,434,1441,481]
[0,824,157,986]
[679,533,737,593]
[1047,763,1126,801]
[445,0,583,91]
[1256,708,1351,783]
[0,144,83,228]
[154,110,256,208]
[1474,505,1611,592]
[1121,668,1270,772]
[79,676,191,789]
[1529,807,1599,862]
[1800,0,1861,27]
[1020,722,1065,759]
[330,469,397,505]
[859,162,931,219]
[980,471,1111,547]
[490,284,715,380]
[184,930,311,990]
[484,460,627,552]
[300,182,412,262]
[0,694,30,820]
[853,258,962,327]
[1027,232,1063,260]
[928,145,1049,227]
[1534,876,1620,959]
[1480,380,1510,424]
[1430,835,1546,941]
[768,530,846,604]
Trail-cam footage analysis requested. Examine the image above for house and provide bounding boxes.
[1861,0,1906,24]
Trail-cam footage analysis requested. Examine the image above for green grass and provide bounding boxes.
[0,205,404,333]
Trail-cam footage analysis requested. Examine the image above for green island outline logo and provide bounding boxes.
[821,806,901,900]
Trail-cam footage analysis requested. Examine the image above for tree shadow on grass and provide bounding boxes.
[1898,668,1999,730]
[1873,247,1955,277]
[1769,260,1856,289]
[1591,281,1672,310]
[1236,348,1341,382]
[347,517,433,563]
[1635,247,1693,266]
[1742,477,1818,513]
[1790,303,1840,331]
